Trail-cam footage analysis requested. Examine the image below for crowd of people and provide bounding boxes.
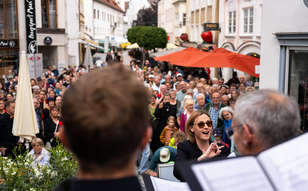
[128,59,263,175]
[0,55,304,190]
[0,65,87,158]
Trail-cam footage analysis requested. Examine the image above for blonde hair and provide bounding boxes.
[185,110,211,143]
[168,116,175,122]
[31,137,44,146]
[175,131,187,143]
[184,98,194,109]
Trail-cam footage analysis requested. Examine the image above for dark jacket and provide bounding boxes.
[54,176,142,191]
[0,113,18,147]
[173,140,229,181]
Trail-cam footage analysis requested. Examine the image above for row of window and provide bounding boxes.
[228,7,254,34]
[0,0,18,39]
[93,9,121,25]
[0,0,57,39]
[189,7,255,34]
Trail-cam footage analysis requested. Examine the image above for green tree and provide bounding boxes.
[137,26,168,50]
[127,26,142,44]
[127,26,168,51]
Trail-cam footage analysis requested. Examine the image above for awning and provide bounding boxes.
[80,38,103,49]
[154,47,260,77]
[151,47,185,57]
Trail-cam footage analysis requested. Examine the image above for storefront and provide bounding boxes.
[0,0,19,75]
[260,0,308,131]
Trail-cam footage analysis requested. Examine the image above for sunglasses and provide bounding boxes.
[195,120,212,128]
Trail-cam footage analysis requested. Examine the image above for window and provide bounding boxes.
[228,11,236,34]
[288,49,308,131]
[97,10,99,19]
[41,0,57,28]
[183,13,186,26]
[93,9,96,19]
[0,0,18,38]
[243,7,253,33]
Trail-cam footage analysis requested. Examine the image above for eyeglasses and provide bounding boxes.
[195,120,212,128]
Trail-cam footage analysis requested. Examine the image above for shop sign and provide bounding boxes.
[25,0,37,54]
[203,23,220,31]
[44,36,53,45]
[0,40,18,48]
[27,54,43,78]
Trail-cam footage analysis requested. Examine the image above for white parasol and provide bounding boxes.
[12,51,39,141]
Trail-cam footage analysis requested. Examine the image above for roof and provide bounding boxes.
[95,0,124,13]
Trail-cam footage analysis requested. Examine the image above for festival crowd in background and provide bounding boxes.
[0,54,261,179]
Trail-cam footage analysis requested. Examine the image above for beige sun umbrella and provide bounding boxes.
[84,45,93,69]
[166,43,179,49]
[126,43,140,49]
[12,51,39,141]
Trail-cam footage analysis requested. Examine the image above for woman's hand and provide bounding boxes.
[198,143,224,161]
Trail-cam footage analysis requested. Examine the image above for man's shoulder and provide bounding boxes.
[54,177,77,191]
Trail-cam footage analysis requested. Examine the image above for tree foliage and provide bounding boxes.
[127,26,168,50]
[135,0,158,26]
[127,26,142,44]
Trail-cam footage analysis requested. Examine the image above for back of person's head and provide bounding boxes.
[62,64,149,172]
[233,89,300,151]
[174,131,186,144]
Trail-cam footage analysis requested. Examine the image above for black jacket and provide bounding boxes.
[173,140,229,181]
[54,176,142,191]
[0,113,18,147]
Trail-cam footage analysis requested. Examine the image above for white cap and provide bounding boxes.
[159,148,170,163]
[176,73,183,77]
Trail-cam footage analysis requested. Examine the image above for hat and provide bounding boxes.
[32,85,40,90]
[213,129,222,137]
[176,73,183,77]
[159,148,170,163]
[149,74,154,78]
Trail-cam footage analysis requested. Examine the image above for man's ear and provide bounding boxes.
[242,124,253,145]
[56,127,70,149]
[140,126,152,151]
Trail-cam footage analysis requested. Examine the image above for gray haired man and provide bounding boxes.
[232,89,301,156]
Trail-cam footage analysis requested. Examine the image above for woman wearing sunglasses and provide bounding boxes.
[173,110,229,181]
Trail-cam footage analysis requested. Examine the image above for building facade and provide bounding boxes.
[260,0,308,130]
[92,0,125,47]
[36,0,69,71]
[0,0,19,75]
[187,0,219,44]
[158,0,175,43]
[1,0,78,74]
[218,0,263,80]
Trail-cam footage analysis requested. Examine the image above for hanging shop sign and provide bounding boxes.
[25,0,38,54]
[203,23,220,31]
[44,36,53,45]
[0,40,18,49]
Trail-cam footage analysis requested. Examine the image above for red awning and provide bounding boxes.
[154,47,260,77]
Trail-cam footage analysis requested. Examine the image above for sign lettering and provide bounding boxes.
[203,23,220,31]
[25,0,37,54]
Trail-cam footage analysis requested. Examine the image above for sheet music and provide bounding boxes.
[258,133,308,191]
[191,156,274,191]
[150,176,191,191]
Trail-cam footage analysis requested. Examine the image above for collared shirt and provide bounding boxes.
[209,106,220,129]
